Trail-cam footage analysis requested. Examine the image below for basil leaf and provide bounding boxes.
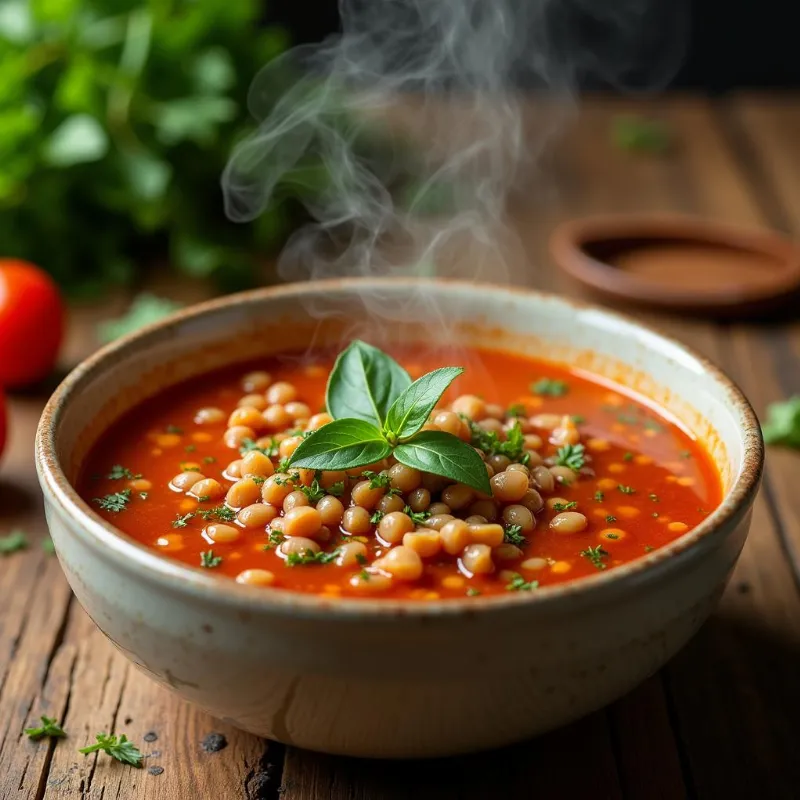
[287,418,393,471]
[326,340,411,427]
[385,367,464,440]
[394,431,491,494]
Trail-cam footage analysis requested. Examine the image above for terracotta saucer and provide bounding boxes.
[550,214,800,316]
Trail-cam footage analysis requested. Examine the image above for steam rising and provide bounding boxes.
[222,0,686,315]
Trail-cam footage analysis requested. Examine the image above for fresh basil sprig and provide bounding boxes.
[288,341,491,493]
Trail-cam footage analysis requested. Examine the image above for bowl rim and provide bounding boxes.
[35,277,764,619]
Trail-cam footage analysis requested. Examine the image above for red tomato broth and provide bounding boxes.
[78,345,722,600]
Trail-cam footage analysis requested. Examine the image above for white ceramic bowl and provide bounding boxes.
[35,279,762,758]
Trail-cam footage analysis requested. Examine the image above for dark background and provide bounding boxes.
[265,0,796,92]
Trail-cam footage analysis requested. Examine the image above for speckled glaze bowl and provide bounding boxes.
[35,279,762,759]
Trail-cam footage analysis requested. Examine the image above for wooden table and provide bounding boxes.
[3,93,800,799]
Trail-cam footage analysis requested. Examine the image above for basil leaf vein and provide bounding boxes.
[385,366,463,440]
[287,418,393,471]
[394,430,491,494]
[326,340,411,426]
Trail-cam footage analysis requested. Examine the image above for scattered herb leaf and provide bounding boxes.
[370,510,385,524]
[531,378,568,397]
[98,295,183,344]
[403,506,431,525]
[94,489,132,513]
[506,573,539,591]
[286,548,342,566]
[761,396,800,448]
[594,491,605,502]
[0,530,28,555]
[503,524,527,547]
[605,532,620,539]
[555,443,585,471]
[553,501,578,512]
[361,471,390,489]
[622,452,633,462]
[42,538,56,555]
[79,733,143,767]
[605,515,617,523]
[644,545,655,552]
[649,493,659,502]
[107,465,140,480]
[25,716,66,740]
[173,513,194,528]
[581,545,610,570]
[506,403,525,418]
[466,587,481,597]
[200,551,223,568]
[617,485,636,494]
[165,425,183,434]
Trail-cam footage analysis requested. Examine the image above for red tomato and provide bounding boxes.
[0,260,64,387]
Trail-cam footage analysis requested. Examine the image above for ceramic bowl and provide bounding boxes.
[35,279,763,758]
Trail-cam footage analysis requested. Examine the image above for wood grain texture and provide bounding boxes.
[2,94,800,798]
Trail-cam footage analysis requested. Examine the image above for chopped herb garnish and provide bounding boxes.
[531,378,568,397]
[165,425,183,434]
[274,474,292,486]
[184,444,197,453]
[605,532,620,539]
[263,530,285,550]
[196,495,211,502]
[370,510,385,524]
[466,419,529,466]
[554,443,585,471]
[617,485,636,494]
[139,492,148,500]
[298,480,327,503]
[42,537,56,555]
[200,550,223,568]
[506,403,526,418]
[506,573,539,591]
[250,475,266,486]
[240,437,277,457]
[649,493,659,502]
[79,733,143,767]
[328,480,345,496]
[622,452,633,462]
[605,515,617,523]
[553,501,578,512]
[679,450,692,459]
[643,419,663,433]
[361,471,390,489]
[94,489,132,513]
[107,465,140,480]
[203,456,217,464]
[644,545,655,552]
[503,524,527,547]
[355,552,368,565]
[286,548,342,567]
[359,569,371,581]
[179,462,202,472]
[580,545,610,570]
[198,505,236,522]
[172,512,194,528]
[24,715,66,740]
[403,506,431,525]
[466,587,481,597]
[594,491,605,502]
[571,414,586,424]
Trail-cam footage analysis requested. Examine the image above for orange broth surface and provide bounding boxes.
[79,346,722,600]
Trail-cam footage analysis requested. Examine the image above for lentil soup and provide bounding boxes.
[79,345,722,600]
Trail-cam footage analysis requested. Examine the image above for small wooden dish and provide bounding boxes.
[550,214,800,316]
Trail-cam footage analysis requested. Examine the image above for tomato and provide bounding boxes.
[0,260,64,388]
